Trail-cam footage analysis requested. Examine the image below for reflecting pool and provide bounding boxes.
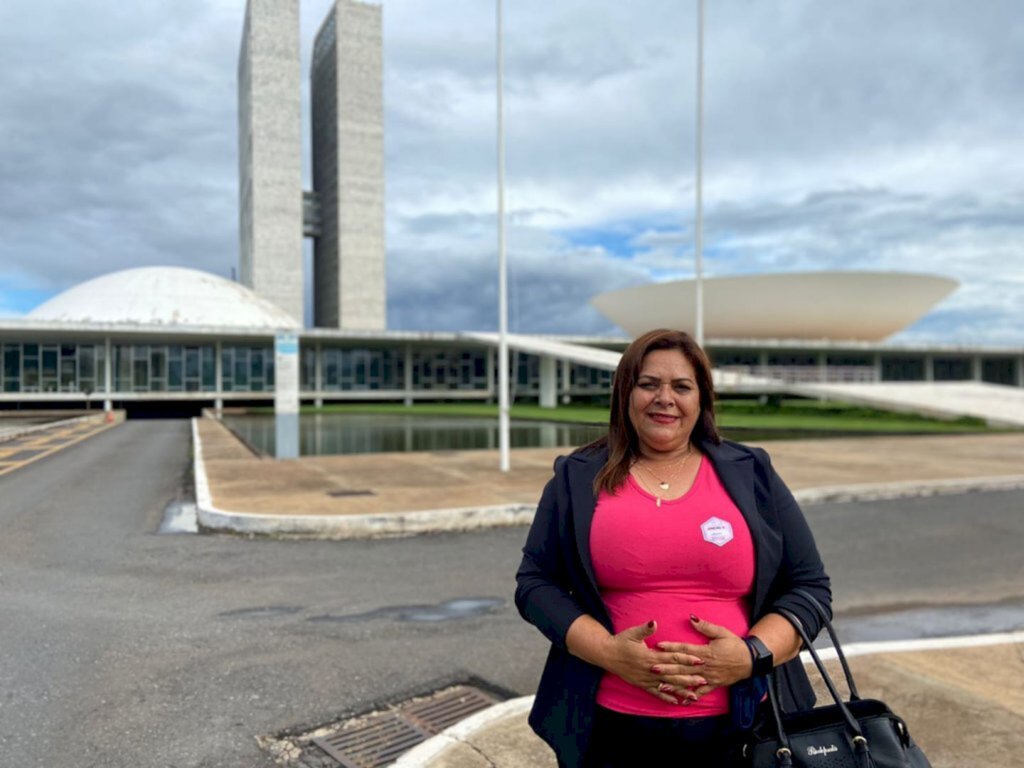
[220,413,606,457]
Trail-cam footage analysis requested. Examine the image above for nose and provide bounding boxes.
[654,384,675,406]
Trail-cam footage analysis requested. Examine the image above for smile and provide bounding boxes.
[648,413,678,424]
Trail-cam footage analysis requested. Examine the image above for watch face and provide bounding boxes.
[747,637,773,677]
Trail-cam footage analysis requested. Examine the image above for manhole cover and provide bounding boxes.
[274,685,501,768]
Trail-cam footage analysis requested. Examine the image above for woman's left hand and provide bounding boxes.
[653,615,753,701]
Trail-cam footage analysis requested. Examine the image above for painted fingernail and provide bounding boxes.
[658,683,673,693]
[693,660,705,666]
[690,614,700,622]
[698,678,708,686]
[681,698,691,706]
[651,665,662,673]
[647,620,655,629]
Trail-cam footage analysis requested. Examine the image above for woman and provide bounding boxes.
[515,329,831,767]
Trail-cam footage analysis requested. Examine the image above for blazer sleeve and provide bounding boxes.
[514,457,587,650]
[757,448,832,640]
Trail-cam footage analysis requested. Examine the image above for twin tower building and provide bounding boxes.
[238,0,385,329]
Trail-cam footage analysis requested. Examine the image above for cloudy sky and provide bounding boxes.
[1,0,1021,344]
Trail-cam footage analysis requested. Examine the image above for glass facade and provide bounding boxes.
[1,341,106,393]
[322,346,404,391]
[567,363,614,393]
[982,357,1017,386]
[411,348,487,391]
[113,344,216,392]
[1,337,1020,399]
[881,356,926,381]
[933,357,972,382]
[221,345,273,392]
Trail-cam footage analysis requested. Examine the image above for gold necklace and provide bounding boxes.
[633,446,693,507]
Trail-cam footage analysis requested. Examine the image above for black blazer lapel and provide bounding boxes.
[566,451,606,617]
[702,440,777,619]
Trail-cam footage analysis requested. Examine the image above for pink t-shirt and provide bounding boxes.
[591,456,755,717]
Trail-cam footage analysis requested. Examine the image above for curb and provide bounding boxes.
[793,475,1024,504]
[191,417,535,538]
[403,631,1024,767]
[391,696,534,768]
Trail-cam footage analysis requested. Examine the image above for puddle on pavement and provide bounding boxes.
[830,599,1024,645]
[158,500,198,534]
[307,597,505,624]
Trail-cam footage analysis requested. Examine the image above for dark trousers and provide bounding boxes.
[576,706,745,768]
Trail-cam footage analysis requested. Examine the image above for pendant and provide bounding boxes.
[656,497,662,508]
[658,481,670,491]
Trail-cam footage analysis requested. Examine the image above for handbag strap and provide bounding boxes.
[766,668,792,760]
[792,588,861,701]
[775,607,867,743]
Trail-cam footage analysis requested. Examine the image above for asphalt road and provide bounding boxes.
[0,420,1021,767]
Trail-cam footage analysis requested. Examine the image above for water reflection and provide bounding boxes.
[221,413,606,457]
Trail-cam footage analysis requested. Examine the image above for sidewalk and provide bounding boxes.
[191,419,1024,766]
[395,638,1024,768]
[193,416,1024,537]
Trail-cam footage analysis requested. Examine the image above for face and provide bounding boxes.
[628,348,702,457]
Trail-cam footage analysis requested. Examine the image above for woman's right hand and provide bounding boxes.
[566,615,706,704]
[600,620,705,705]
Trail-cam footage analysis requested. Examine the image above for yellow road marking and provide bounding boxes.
[0,419,121,477]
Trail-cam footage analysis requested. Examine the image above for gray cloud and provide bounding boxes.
[1,0,1022,343]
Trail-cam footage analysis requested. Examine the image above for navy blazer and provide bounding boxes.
[514,439,832,768]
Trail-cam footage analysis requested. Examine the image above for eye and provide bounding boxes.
[638,382,657,390]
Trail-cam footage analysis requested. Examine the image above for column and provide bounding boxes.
[539,356,557,409]
[214,340,223,416]
[560,359,572,405]
[314,340,323,408]
[486,347,495,403]
[404,344,414,406]
[103,336,113,412]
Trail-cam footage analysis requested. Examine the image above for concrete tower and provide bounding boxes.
[311,0,386,330]
[237,0,304,324]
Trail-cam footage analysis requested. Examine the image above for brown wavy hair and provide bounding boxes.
[583,328,720,494]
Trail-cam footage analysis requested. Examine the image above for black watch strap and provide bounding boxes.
[744,635,774,678]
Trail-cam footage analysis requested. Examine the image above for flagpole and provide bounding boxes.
[496,0,510,471]
[694,0,705,346]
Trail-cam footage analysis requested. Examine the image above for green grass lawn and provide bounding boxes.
[254,398,1003,437]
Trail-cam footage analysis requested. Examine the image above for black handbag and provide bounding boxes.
[744,590,932,768]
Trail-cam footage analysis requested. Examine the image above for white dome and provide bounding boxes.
[28,267,301,329]
[591,271,958,342]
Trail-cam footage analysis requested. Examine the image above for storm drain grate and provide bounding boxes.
[312,685,499,767]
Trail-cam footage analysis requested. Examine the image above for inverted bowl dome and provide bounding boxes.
[590,271,958,341]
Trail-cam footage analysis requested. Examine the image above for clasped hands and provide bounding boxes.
[603,615,752,706]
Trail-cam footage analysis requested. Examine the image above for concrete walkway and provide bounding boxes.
[194,416,1024,537]
[191,418,1024,766]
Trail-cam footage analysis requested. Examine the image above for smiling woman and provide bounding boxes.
[515,328,832,768]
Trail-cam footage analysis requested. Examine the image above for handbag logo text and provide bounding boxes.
[807,745,840,757]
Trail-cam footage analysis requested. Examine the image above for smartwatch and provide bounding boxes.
[744,635,774,678]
